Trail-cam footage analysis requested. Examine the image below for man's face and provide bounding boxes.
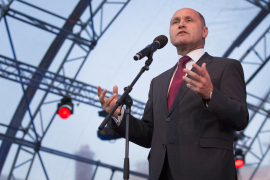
[169,8,208,49]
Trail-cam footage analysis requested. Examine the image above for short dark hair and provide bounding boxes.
[197,11,206,27]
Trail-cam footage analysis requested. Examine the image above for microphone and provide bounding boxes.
[133,35,168,60]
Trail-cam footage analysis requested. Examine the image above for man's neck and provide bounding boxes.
[177,41,204,56]
[177,48,192,56]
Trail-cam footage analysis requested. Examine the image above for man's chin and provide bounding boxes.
[173,42,189,48]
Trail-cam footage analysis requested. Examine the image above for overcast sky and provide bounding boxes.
[0,0,270,179]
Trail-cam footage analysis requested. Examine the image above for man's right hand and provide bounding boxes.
[97,85,121,118]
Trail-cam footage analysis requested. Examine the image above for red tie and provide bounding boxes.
[167,56,191,112]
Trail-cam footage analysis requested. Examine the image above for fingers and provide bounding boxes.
[202,63,209,77]
[184,63,213,99]
[184,63,210,82]
[98,85,120,113]
[109,85,119,105]
[183,76,200,87]
[98,86,107,104]
[191,63,202,74]
[113,85,118,98]
[97,86,101,97]
[183,68,200,81]
[105,93,117,106]
[192,63,208,77]
[186,83,197,92]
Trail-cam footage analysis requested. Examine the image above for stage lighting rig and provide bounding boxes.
[233,131,247,142]
[57,95,74,119]
[235,149,245,169]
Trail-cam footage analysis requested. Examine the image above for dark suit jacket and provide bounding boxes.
[112,53,249,180]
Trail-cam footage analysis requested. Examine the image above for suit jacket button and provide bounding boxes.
[166,118,170,122]
[162,144,166,149]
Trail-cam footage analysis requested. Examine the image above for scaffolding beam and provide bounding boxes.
[0,55,145,116]
[0,0,132,178]
[0,0,90,174]
[0,132,149,179]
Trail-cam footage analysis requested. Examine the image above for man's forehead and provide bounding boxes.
[172,8,199,19]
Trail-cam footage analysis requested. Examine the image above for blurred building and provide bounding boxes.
[75,145,95,180]
[131,161,149,180]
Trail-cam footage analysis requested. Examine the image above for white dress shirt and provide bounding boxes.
[168,48,205,94]
[113,48,206,126]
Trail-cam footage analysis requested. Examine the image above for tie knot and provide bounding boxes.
[179,56,191,67]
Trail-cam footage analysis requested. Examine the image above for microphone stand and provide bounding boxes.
[98,53,154,180]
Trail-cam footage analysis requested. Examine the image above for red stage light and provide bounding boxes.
[58,107,71,119]
[235,158,245,169]
[57,96,73,119]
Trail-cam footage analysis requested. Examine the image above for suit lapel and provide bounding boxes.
[167,52,213,116]
[194,52,213,70]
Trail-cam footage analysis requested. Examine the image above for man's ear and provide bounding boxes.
[203,26,208,39]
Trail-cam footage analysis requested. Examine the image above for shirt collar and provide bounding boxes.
[178,48,205,63]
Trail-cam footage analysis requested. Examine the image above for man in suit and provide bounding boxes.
[97,8,249,180]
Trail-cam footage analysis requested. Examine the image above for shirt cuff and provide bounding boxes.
[111,108,124,126]
[205,92,213,107]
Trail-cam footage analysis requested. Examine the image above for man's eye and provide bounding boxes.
[187,19,192,22]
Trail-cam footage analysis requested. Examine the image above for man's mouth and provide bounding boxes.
[177,31,188,35]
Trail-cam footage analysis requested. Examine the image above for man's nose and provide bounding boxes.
[178,21,185,28]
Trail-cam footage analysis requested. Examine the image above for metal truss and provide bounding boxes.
[222,7,269,58]
[0,55,145,117]
[6,2,93,47]
[0,54,144,179]
[2,0,268,179]
[0,132,149,180]
[220,1,270,178]
[246,0,270,12]
[240,25,270,85]
[3,52,269,119]
[233,20,270,180]
[0,0,147,179]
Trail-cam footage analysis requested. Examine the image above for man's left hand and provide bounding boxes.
[183,63,213,100]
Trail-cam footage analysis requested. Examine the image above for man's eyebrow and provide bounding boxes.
[170,16,195,23]
[171,17,180,23]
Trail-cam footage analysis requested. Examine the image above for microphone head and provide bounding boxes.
[154,35,168,49]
